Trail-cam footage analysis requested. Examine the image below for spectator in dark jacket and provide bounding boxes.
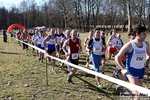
[2,30,7,42]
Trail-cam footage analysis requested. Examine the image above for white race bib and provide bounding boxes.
[93,47,101,52]
[71,53,79,59]
[133,55,145,63]
[24,39,28,41]
[113,42,116,46]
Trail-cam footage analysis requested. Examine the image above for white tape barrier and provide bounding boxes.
[17,39,150,96]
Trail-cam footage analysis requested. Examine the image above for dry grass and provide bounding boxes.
[0,32,150,100]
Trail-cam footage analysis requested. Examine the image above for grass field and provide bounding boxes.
[0,32,150,100]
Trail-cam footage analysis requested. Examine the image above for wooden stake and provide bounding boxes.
[45,56,48,86]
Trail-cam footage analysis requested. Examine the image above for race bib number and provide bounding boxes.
[133,55,145,63]
[71,53,79,59]
[113,42,116,46]
[24,39,28,41]
[93,47,101,52]
[57,37,61,43]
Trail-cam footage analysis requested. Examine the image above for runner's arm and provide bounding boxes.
[78,39,82,53]
[102,37,106,52]
[43,35,50,48]
[145,41,150,67]
[115,42,131,70]
[62,39,69,56]
[31,35,34,42]
[84,38,88,47]
[106,36,112,46]
[34,38,38,46]
[86,38,93,52]
[144,41,150,74]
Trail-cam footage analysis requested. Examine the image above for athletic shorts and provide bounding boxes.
[102,54,105,58]
[90,54,102,72]
[68,59,79,69]
[37,44,45,50]
[108,47,117,54]
[126,67,144,79]
[47,49,56,54]
[23,41,28,49]
[69,59,79,65]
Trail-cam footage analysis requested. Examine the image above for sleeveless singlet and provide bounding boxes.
[126,41,147,69]
[46,35,56,50]
[68,38,80,60]
[92,37,103,55]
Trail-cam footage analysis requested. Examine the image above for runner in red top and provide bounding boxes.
[68,38,80,60]
[21,30,29,56]
[16,31,21,40]
[62,29,82,84]
[16,30,22,46]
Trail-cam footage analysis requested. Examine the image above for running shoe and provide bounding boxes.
[98,84,103,89]
[116,84,122,91]
[67,78,74,84]
[85,63,89,67]
[112,71,117,77]
[67,74,74,84]
[60,62,64,67]
[124,90,130,96]
[51,68,56,74]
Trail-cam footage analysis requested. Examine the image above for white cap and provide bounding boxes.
[65,30,70,34]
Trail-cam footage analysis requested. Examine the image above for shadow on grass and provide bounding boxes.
[144,73,150,84]
[58,61,120,99]
[79,57,86,61]
[76,72,95,78]
[75,75,115,99]
[79,61,86,65]
[106,63,116,67]
[104,70,114,74]
[0,51,20,55]
[59,65,69,74]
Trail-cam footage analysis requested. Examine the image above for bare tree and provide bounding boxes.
[0,7,8,29]
[148,0,150,31]
[125,0,132,32]
[1,0,150,32]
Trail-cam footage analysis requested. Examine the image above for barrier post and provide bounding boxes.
[45,55,48,86]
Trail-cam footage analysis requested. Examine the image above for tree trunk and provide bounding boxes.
[148,0,150,31]
[127,0,132,32]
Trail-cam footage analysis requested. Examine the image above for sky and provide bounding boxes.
[0,0,48,9]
